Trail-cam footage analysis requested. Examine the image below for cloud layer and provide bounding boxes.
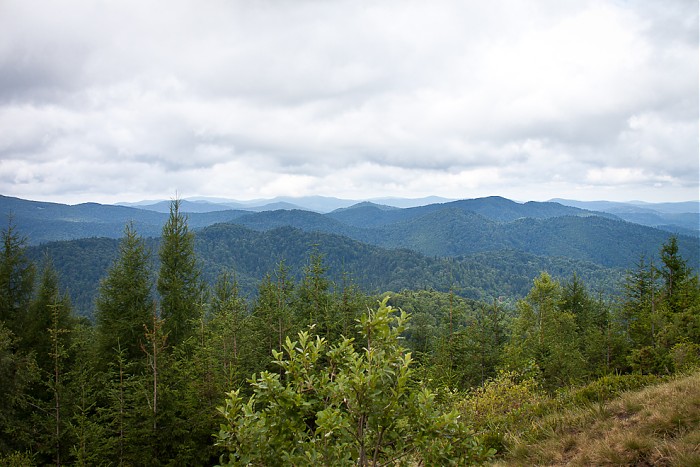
[1,0,697,204]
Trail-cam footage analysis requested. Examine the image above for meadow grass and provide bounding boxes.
[486,371,700,466]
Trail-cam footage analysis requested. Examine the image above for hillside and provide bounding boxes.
[27,222,623,317]
[0,194,249,244]
[492,371,700,466]
[326,195,613,228]
[553,198,700,236]
[5,195,697,272]
[226,201,699,269]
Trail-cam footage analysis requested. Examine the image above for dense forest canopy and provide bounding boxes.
[1,197,699,465]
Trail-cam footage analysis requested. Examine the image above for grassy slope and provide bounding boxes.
[493,371,700,466]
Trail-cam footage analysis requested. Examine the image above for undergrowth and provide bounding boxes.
[465,370,700,466]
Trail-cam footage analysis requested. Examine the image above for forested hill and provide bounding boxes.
[5,193,697,317]
[0,194,250,244]
[0,194,623,245]
[230,206,699,270]
[27,222,624,316]
[327,195,617,227]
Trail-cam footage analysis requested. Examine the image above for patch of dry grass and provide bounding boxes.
[492,371,700,466]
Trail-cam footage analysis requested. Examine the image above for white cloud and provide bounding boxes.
[0,0,696,204]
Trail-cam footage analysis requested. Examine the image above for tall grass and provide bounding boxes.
[484,371,700,466]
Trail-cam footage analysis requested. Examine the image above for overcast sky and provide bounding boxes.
[0,0,697,205]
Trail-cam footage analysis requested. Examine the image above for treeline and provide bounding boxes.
[1,200,699,465]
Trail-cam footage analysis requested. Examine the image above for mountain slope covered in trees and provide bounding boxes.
[28,223,624,317]
[7,193,697,317]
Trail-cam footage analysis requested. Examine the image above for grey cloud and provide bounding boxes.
[0,0,696,203]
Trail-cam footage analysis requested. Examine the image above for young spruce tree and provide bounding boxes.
[0,218,35,338]
[157,198,202,348]
[95,222,153,367]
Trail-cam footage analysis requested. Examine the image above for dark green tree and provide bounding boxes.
[504,272,585,390]
[24,256,73,375]
[95,222,154,367]
[65,323,106,466]
[561,274,628,376]
[0,218,35,337]
[157,199,202,348]
[621,255,661,349]
[207,271,249,389]
[621,255,670,373]
[459,299,509,387]
[654,237,700,370]
[294,250,334,339]
[251,261,295,367]
[658,236,696,315]
[0,321,39,456]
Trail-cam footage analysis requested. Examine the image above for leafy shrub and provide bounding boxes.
[459,367,543,424]
[670,340,700,373]
[215,298,494,466]
[569,373,661,405]
[457,367,545,453]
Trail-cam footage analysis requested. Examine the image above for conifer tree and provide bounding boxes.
[561,274,627,376]
[47,301,70,466]
[252,261,295,363]
[335,272,366,339]
[0,321,39,455]
[295,250,334,339]
[65,324,105,466]
[157,198,202,348]
[622,255,662,348]
[24,256,73,375]
[0,218,35,337]
[658,236,696,314]
[95,222,154,367]
[504,272,585,390]
[208,271,248,389]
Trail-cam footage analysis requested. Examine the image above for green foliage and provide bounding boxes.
[568,373,661,405]
[561,274,629,376]
[658,235,695,314]
[295,249,335,338]
[504,272,586,390]
[458,367,544,454]
[0,450,35,467]
[157,198,203,347]
[249,261,296,372]
[216,298,494,466]
[460,367,543,423]
[670,340,700,372]
[95,222,154,367]
[0,218,35,337]
[618,237,700,374]
[2,212,698,465]
[65,323,106,466]
[207,271,250,389]
[24,256,74,375]
[0,322,39,455]
[387,289,510,389]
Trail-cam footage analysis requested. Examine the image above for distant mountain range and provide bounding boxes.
[2,194,697,245]
[551,198,699,236]
[117,195,454,213]
[116,195,699,237]
[2,193,697,316]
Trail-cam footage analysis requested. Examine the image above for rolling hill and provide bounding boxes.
[27,222,624,317]
[5,193,698,317]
